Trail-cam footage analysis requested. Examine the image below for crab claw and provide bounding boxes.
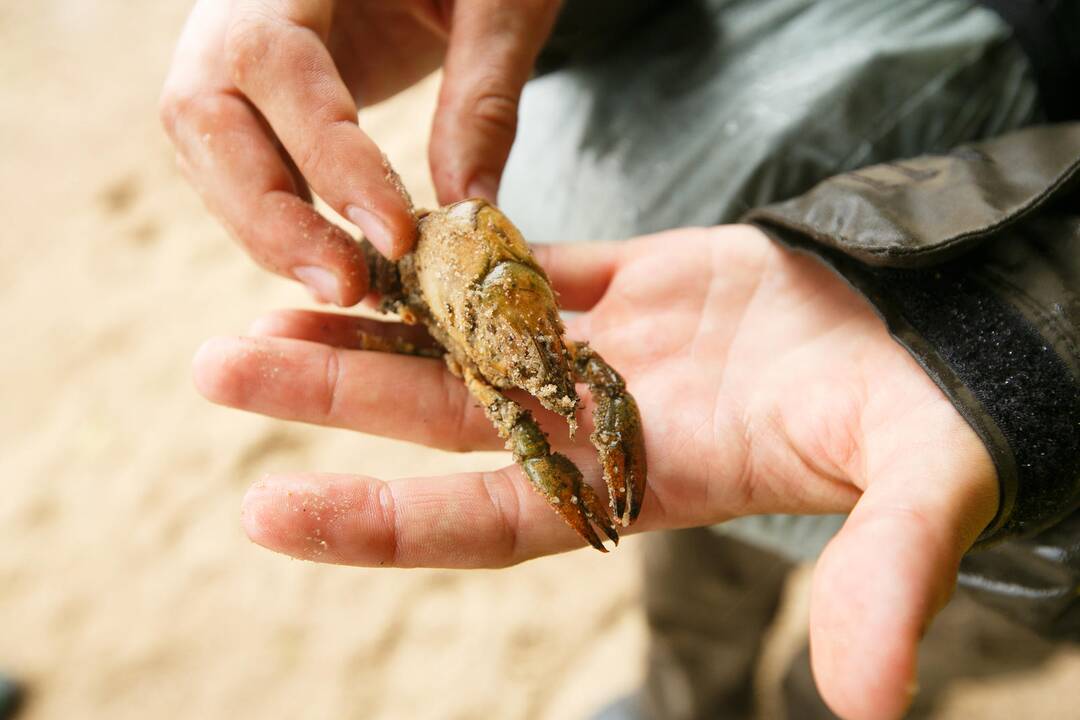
[523,452,620,551]
[592,392,647,526]
[464,362,619,552]
[569,342,648,527]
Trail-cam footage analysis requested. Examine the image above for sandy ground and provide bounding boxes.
[1,2,1078,719]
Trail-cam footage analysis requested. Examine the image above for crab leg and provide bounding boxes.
[568,342,647,527]
[458,360,619,551]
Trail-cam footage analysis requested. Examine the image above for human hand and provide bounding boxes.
[194,225,998,720]
[160,0,560,304]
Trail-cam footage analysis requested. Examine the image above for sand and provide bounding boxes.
[1,2,1077,719]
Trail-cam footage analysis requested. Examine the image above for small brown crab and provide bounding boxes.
[357,199,646,550]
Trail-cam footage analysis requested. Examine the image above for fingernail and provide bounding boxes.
[346,205,396,257]
[240,480,275,547]
[293,265,342,306]
[466,172,499,203]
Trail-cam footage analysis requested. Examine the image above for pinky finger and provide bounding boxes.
[247,308,438,352]
[241,469,592,568]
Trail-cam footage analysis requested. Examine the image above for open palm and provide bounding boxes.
[196,225,998,720]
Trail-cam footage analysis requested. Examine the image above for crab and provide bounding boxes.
[356,199,646,550]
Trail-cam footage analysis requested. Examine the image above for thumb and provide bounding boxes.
[808,414,998,720]
[429,0,561,204]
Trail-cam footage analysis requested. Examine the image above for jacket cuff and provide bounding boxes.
[744,124,1080,544]
[753,222,1080,544]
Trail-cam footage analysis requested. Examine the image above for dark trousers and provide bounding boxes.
[640,529,1059,719]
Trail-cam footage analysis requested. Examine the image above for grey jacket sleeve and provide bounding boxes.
[745,123,1080,635]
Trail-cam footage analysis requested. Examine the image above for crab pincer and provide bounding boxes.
[463,365,619,550]
[570,342,647,527]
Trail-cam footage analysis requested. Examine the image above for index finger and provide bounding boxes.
[161,0,370,305]
[226,0,417,258]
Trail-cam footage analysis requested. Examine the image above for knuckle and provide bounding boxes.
[159,91,236,144]
[479,470,521,565]
[292,131,328,180]
[467,90,519,138]
[224,16,276,86]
